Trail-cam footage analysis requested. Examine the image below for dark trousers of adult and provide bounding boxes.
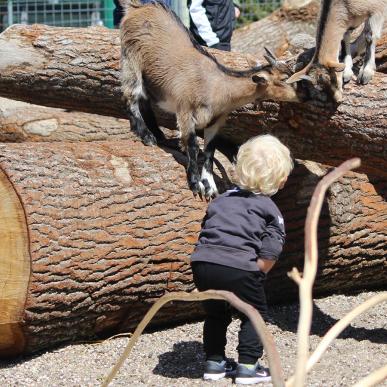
[191,261,268,364]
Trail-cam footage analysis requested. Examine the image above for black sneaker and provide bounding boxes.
[235,363,271,385]
[203,359,237,381]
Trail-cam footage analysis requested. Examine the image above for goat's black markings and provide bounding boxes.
[202,138,217,195]
[187,132,201,193]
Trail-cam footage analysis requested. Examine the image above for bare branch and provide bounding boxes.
[287,158,361,387]
[307,293,387,372]
[102,290,285,387]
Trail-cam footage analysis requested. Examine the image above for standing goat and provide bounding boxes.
[287,0,386,102]
[120,1,299,199]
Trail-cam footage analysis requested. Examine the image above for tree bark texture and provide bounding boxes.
[0,24,386,178]
[0,97,133,143]
[0,140,204,358]
[0,141,385,357]
[222,74,386,178]
[232,0,320,57]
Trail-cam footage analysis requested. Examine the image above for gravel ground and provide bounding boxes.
[1,291,386,387]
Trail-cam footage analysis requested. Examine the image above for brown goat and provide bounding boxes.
[120,1,299,198]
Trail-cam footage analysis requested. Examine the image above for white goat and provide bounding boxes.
[120,1,299,199]
[287,0,386,101]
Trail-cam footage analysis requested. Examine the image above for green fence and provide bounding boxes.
[0,0,283,32]
[0,0,115,31]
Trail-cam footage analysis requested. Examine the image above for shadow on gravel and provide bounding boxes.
[153,340,205,379]
[269,302,387,345]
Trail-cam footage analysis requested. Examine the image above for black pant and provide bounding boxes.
[191,261,268,364]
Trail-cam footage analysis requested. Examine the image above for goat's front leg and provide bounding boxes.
[201,116,227,200]
[358,15,383,85]
[177,112,203,196]
[343,29,354,84]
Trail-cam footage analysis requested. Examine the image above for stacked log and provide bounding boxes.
[0,24,386,177]
[0,140,385,357]
[0,97,132,142]
[0,11,386,357]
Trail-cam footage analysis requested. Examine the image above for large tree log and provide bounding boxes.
[0,140,204,358]
[0,140,385,357]
[0,24,386,178]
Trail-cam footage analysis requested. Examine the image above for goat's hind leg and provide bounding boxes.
[121,57,158,145]
[358,14,384,85]
[139,97,166,143]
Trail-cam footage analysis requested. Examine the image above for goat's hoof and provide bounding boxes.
[343,70,354,84]
[141,132,158,146]
[201,179,218,201]
[357,68,374,85]
[189,180,205,199]
[333,91,343,104]
[142,134,157,146]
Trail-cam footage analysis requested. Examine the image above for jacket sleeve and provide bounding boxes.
[189,0,220,47]
[258,214,286,260]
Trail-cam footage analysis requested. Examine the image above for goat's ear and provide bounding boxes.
[252,75,268,86]
[245,54,262,68]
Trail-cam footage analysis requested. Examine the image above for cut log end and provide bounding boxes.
[0,168,30,357]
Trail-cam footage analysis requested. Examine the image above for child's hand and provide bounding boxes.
[257,258,276,273]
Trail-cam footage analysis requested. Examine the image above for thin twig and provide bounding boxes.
[351,364,387,387]
[287,292,387,386]
[101,290,285,387]
[307,293,387,372]
[288,158,361,387]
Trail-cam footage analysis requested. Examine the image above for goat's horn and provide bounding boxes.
[264,55,276,67]
[264,46,277,60]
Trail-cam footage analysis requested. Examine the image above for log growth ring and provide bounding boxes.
[0,168,30,356]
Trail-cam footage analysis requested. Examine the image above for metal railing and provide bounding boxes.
[0,0,283,32]
[0,0,115,31]
[238,0,282,24]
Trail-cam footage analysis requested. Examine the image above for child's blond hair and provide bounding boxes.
[231,134,293,196]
